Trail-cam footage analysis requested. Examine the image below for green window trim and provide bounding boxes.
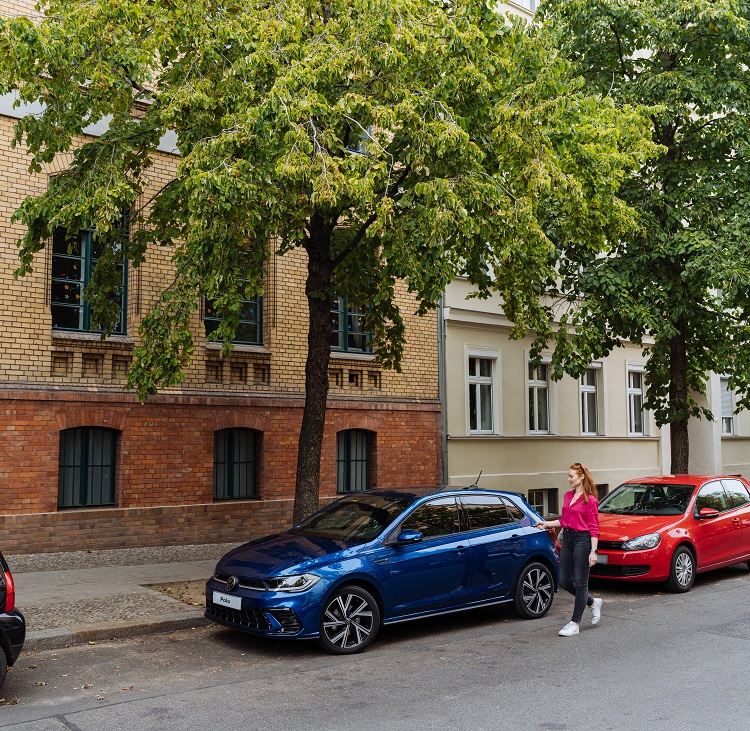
[205,295,263,345]
[58,427,117,508]
[51,223,128,334]
[330,298,372,354]
[214,428,258,500]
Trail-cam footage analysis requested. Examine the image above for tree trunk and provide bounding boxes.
[293,215,333,524]
[669,317,689,474]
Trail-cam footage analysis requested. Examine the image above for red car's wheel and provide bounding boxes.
[665,546,695,593]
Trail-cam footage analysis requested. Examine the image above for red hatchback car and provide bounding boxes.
[592,475,750,592]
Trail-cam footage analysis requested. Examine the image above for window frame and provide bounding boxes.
[51,224,128,334]
[330,298,372,354]
[58,427,117,509]
[528,359,551,435]
[580,365,600,436]
[467,354,496,434]
[720,377,735,436]
[627,366,647,436]
[527,488,559,516]
[213,428,259,501]
[205,294,263,346]
[336,429,370,494]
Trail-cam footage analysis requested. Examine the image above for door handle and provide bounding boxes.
[454,545,467,553]
[733,517,741,523]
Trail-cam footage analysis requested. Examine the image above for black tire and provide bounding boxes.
[513,561,555,619]
[665,546,696,593]
[318,585,380,655]
[0,650,7,690]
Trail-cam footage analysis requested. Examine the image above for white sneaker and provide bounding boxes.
[591,597,602,626]
[558,621,579,637]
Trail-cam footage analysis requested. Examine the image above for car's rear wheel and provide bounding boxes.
[318,585,380,654]
[665,546,695,593]
[0,650,7,689]
[513,561,554,619]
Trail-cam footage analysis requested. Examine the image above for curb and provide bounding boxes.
[25,612,211,652]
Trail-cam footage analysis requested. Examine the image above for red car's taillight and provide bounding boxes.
[3,570,15,613]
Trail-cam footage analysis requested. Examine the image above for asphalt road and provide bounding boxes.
[2,566,750,731]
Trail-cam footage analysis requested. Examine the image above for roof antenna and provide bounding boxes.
[471,471,482,489]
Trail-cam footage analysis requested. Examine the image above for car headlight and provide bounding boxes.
[264,574,321,593]
[621,533,661,550]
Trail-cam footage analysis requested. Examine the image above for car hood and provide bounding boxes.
[598,512,683,541]
[216,532,358,579]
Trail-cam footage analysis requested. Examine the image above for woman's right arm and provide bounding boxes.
[534,518,561,529]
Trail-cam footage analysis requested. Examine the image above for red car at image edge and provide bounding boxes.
[591,474,750,592]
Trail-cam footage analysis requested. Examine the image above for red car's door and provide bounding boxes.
[721,478,750,561]
[692,480,740,567]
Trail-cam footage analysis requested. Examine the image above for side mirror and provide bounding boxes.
[395,529,423,545]
[697,507,720,519]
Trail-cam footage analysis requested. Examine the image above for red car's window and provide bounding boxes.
[695,482,731,512]
[722,479,750,509]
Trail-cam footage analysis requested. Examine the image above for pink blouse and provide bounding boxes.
[561,490,600,538]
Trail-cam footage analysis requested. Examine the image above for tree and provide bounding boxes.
[0,0,652,521]
[536,0,750,473]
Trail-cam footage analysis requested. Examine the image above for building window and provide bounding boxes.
[51,224,127,333]
[58,427,117,508]
[628,369,646,436]
[580,367,599,435]
[527,489,559,516]
[205,295,263,345]
[468,357,494,433]
[330,298,372,353]
[512,0,536,10]
[337,429,370,493]
[721,377,735,435]
[214,429,258,500]
[528,362,550,434]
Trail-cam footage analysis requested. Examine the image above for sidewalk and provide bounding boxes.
[6,543,242,652]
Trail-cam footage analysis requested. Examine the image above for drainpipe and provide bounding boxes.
[438,294,448,485]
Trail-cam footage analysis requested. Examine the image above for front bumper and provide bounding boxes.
[205,578,324,639]
[590,545,667,581]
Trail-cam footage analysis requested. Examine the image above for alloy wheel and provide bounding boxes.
[319,586,380,654]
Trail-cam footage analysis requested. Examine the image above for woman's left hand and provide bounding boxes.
[588,551,598,567]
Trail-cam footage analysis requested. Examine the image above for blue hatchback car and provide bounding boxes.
[205,487,559,653]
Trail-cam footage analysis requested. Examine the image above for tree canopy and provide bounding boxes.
[1,0,653,518]
[537,0,750,472]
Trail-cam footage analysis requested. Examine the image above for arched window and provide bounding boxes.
[58,427,117,508]
[337,429,371,493]
[214,428,259,500]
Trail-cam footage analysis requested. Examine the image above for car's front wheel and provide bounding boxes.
[665,546,695,593]
[513,561,554,619]
[318,585,380,654]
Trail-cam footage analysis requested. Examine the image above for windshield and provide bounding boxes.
[599,483,695,516]
[291,492,417,544]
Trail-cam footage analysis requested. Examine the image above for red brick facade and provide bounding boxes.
[0,388,441,553]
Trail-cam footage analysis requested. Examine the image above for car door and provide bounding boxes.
[384,496,471,617]
[721,478,750,560]
[692,480,740,567]
[460,495,526,603]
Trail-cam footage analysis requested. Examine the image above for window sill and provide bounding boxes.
[52,331,133,346]
[330,351,377,363]
[205,342,271,355]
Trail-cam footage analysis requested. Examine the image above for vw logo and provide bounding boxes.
[226,576,238,592]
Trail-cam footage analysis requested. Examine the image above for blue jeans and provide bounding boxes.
[559,529,594,623]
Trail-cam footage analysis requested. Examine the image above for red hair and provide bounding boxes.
[570,462,597,502]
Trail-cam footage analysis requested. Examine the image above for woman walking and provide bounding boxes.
[535,462,602,636]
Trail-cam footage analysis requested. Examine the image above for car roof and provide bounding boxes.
[623,475,746,487]
[364,486,526,500]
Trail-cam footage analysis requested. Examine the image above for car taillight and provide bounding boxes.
[3,570,15,613]
[546,527,557,542]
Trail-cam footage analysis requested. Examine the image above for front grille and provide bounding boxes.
[214,573,266,591]
[267,608,303,634]
[598,540,625,550]
[591,564,651,577]
[206,601,272,630]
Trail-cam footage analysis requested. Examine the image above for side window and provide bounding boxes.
[502,497,526,522]
[400,497,460,539]
[722,479,750,509]
[461,495,513,530]
[695,482,730,513]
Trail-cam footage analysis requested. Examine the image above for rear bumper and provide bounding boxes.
[0,610,26,665]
